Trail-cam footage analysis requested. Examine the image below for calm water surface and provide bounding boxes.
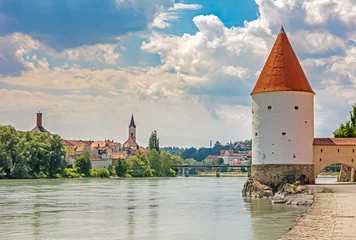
[0,177,308,240]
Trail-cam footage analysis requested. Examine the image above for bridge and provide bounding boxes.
[171,164,251,177]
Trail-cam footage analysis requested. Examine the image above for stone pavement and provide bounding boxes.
[282,184,356,240]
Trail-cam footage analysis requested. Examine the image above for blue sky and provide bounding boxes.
[0,0,356,147]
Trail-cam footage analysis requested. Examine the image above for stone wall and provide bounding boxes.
[251,164,315,189]
[338,164,356,182]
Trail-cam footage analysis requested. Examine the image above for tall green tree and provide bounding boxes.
[149,130,160,152]
[149,149,163,176]
[75,151,91,176]
[115,159,127,177]
[48,134,66,177]
[0,125,20,176]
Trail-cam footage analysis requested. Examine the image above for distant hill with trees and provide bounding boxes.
[161,140,252,161]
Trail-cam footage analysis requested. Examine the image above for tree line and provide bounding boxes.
[0,126,183,179]
[161,140,252,161]
[0,125,65,178]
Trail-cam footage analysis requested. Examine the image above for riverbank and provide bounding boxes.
[198,172,248,177]
[281,184,356,239]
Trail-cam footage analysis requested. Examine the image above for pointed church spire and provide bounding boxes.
[251,27,314,95]
[129,114,136,128]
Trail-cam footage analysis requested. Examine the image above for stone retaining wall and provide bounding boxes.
[251,164,315,189]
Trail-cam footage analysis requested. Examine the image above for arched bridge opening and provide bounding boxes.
[313,138,356,183]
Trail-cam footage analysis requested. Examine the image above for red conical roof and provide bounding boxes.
[251,27,314,95]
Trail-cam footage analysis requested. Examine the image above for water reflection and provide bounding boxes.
[243,197,308,240]
[126,181,136,239]
[0,178,307,240]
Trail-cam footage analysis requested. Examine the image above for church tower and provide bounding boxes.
[129,114,136,141]
[251,27,315,186]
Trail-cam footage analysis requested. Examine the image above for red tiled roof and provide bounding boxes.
[63,140,75,146]
[90,141,107,148]
[112,152,128,160]
[138,146,149,153]
[123,137,139,148]
[251,27,314,95]
[313,138,356,146]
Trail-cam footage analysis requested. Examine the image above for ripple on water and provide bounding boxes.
[0,178,307,240]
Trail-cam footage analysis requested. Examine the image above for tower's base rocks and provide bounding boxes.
[251,164,315,188]
[242,164,316,206]
[242,178,316,206]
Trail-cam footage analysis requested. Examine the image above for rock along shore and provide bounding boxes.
[242,177,330,206]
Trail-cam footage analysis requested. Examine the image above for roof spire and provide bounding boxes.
[251,26,314,95]
[279,25,285,34]
[129,114,136,128]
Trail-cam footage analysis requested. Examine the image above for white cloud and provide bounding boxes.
[170,3,202,11]
[303,0,356,25]
[150,3,202,29]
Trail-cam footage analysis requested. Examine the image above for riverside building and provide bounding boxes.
[250,27,356,186]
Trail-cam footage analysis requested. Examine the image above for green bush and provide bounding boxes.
[96,168,110,178]
[64,168,80,178]
[89,169,97,177]
[90,168,110,178]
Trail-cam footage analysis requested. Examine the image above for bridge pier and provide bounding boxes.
[184,167,189,177]
[216,167,220,177]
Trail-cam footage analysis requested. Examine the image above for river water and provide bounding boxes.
[0,177,308,240]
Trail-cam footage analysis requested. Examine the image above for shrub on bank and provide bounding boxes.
[64,168,81,178]
[90,168,110,178]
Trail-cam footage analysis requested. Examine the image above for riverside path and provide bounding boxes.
[282,184,356,240]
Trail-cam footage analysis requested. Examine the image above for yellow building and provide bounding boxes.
[63,140,75,160]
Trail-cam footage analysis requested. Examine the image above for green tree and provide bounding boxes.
[48,134,66,177]
[149,149,163,176]
[149,130,160,152]
[126,156,152,177]
[75,151,91,176]
[0,125,20,176]
[115,159,127,177]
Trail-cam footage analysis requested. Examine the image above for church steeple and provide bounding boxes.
[129,114,136,128]
[129,115,136,141]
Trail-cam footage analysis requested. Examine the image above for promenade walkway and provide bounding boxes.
[282,184,356,240]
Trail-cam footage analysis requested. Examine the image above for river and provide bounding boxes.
[0,177,308,240]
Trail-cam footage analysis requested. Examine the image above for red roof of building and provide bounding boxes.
[112,152,128,160]
[123,137,139,148]
[251,27,314,95]
[313,138,356,146]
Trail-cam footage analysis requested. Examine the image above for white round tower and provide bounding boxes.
[251,27,315,187]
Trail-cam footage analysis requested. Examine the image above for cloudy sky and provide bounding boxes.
[0,0,355,147]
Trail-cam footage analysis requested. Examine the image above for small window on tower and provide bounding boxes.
[294,106,299,110]
[353,149,355,153]
[282,132,286,136]
[293,154,296,158]
[268,106,272,110]
[321,149,323,153]
[255,132,258,136]
[131,133,133,137]
[338,149,340,153]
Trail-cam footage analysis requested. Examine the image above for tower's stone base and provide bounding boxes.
[251,164,315,189]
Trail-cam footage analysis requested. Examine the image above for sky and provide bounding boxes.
[0,0,356,148]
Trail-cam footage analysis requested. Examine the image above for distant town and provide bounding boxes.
[30,112,252,170]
